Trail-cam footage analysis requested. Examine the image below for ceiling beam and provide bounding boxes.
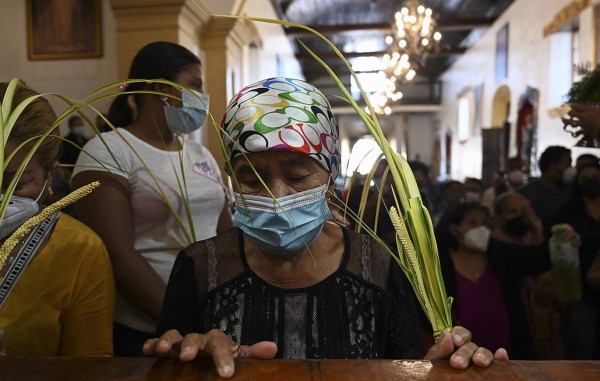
[284,17,498,36]
[301,65,448,79]
[294,47,466,60]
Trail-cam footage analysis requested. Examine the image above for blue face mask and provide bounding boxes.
[163,89,209,134]
[233,185,333,256]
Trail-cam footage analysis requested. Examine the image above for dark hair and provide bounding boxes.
[441,180,464,194]
[464,177,483,189]
[0,81,61,171]
[576,153,599,169]
[493,192,524,216]
[108,41,201,127]
[68,115,83,128]
[435,202,489,252]
[408,160,430,178]
[538,146,570,172]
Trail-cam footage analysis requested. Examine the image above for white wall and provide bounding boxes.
[440,0,598,180]
[0,0,118,136]
[236,0,303,87]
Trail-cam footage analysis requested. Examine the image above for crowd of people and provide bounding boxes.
[356,144,600,360]
[1,40,599,376]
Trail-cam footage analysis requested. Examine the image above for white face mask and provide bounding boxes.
[463,225,491,252]
[464,191,481,203]
[507,170,525,187]
[0,178,47,240]
[562,167,577,185]
[71,126,86,137]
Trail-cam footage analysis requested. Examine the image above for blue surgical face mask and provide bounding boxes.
[163,89,209,134]
[0,178,47,240]
[233,185,333,256]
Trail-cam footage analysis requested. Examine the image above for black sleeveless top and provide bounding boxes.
[156,227,425,359]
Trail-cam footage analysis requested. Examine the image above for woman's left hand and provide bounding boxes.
[424,326,509,368]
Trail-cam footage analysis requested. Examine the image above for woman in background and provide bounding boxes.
[72,41,231,356]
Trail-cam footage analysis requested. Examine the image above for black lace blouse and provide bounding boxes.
[156,227,425,359]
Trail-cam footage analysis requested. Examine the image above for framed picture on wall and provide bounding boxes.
[27,0,102,60]
[495,24,509,82]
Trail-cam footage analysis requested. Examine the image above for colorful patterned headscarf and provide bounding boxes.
[221,77,340,180]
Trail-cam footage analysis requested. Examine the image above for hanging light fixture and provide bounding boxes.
[370,0,442,115]
[388,0,442,67]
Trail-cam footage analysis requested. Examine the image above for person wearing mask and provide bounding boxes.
[559,162,600,359]
[71,41,232,356]
[481,157,527,212]
[60,115,89,168]
[143,78,508,378]
[518,146,574,237]
[436,202,551,359]
[464,177,483,203]
[0,81,114,356]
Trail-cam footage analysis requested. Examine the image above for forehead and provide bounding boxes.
[579,166,600,178]
[174,64,202,83]
[501,194,527,211]
[460,209,486,223]
[4,143,44,173]
[233,150,323,171]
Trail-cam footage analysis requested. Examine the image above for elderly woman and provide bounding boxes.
[144,78,507,377]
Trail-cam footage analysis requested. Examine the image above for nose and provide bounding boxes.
[267,179,292,199]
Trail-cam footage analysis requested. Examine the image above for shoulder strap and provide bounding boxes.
[0,212,61,309]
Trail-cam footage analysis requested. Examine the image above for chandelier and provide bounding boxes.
[368,0,442,114]
[386,0,442,68]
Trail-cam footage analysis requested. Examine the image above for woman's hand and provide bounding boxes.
[424,326,508,369]
[143,329,278,378]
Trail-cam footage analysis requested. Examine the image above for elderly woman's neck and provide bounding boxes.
[244,222,344,289]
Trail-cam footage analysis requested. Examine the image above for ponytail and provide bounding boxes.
[107,93,134,127]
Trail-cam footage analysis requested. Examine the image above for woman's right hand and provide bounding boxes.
[143,329,278,378]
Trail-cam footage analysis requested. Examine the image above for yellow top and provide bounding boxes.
[0,214,115,356]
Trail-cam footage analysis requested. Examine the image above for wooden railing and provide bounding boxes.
[1,357,600,380]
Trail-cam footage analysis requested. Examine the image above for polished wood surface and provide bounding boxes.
[1,357,599,380]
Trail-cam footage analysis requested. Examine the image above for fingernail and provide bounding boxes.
[454,355,466,367]
[475,353,486,362]
[453,333,463,344]
[220,364,233,377]
[182,346,193,354]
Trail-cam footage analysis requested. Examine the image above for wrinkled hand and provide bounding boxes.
[564,103,600,139]
[143,329,277,378]
[424,326,508,369]
[0,328,6,356]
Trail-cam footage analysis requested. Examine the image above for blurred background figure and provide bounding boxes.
[575,153,599,170]
[481,157,527,212]
[557,162,600,359]
[60,115,89,169]
[435,202,549,359]
[519,146,574,238]
[464,177,483,203]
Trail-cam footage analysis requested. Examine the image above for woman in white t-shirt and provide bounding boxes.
[72,41,232,356]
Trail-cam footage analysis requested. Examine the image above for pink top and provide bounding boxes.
[455,263,513,356]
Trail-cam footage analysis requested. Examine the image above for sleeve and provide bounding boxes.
[490,238,551,276]
[155,250,199,336]
[384,263,427,359]
[59,238,115,357]
[72,132,131,180]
